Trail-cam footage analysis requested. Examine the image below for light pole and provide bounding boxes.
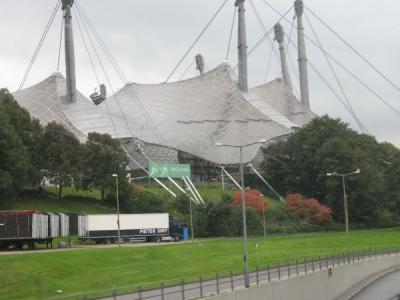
[261,196,267,239]
[327,169,360,234]
[216,138,267,288]
[185,187,195,242]
[112,174,121,247]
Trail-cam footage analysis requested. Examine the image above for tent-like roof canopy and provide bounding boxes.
[13,63,314,165]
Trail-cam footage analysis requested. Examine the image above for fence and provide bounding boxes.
[49,247,400,300]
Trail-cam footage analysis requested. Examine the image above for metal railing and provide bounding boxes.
[49,247,400,300]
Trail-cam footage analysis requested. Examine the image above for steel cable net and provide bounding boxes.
[258,0,400,122]
[15,0,315,167]
[15,0,400,144]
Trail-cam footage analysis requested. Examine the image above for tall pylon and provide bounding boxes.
[62,0,77,103]
[295,0,310,108]
[195,54,205,75]
[274,23,293,91]
[236,0,248,92]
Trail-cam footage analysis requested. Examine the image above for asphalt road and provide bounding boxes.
[351,269,400,300]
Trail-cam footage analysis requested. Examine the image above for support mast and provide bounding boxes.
[195,54,205,75]
[274,23,292,91]
[236,0,248,92]
[295,0,310,108]
[62,0,77,103]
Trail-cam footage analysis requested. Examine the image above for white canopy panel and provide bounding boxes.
[13,63,314,165]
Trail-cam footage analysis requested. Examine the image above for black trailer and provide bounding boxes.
[0,211,53,250]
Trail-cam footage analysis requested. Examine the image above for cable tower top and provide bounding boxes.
[62,0,74,10]
[234,0,243,7]
[195,54,205,75]
[274,23,284,43]
[294,0,304,17]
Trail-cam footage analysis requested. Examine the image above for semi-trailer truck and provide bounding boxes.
[82,213,183,244]
[0,211,183,250]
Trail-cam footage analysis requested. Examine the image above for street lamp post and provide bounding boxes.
[112,174,121,247]
[326,169,360,234]
[216,138,267,288]
[262,199,267,239]
[185,187,195,242]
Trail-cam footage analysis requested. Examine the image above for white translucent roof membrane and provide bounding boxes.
[101,63,291,164]
[13,72,114,142]
[250,79,315,127]
[13,63,313,165]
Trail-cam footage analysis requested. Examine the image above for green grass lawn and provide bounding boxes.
[1,228,400,300]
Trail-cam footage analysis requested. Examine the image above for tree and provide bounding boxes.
[262,116,352,199]
[261,115,396,225]
[0,109,29,197]
[81,132,130,201]
[0,89,45,187]
[232,189,269,214]
[318,134,383,223]
[43,122,82,199]
[381,143,400,216]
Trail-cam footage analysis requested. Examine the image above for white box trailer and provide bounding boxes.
[58,213,69,237]
[77,215,87,237]
[48,213,60,238]
[85,213,180,243]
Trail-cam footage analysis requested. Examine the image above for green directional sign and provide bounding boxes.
[149,163,191,178]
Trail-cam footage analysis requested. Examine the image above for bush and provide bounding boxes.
[121,188,166,214]
[232,189,269,214]
[373,208,399,228]
[286,193,332,224]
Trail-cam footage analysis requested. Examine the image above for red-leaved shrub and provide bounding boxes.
[286,193,332,224]
[232,189,269,214]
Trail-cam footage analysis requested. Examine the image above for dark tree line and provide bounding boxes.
[261,115,400,227]
[0,89,130,206]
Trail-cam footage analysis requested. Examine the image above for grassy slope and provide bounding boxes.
[1,228,400,300]
[0,186,236,214]
[144,186,236,202]
[46,186,102,200]
[0,192,114,215]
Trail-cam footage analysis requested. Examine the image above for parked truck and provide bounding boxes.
[0,211,183,250]
[82,213,183,244]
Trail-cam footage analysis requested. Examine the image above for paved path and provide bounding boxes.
[46,250,397,300]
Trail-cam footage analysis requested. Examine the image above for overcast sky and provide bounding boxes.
[0,0,399,147]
